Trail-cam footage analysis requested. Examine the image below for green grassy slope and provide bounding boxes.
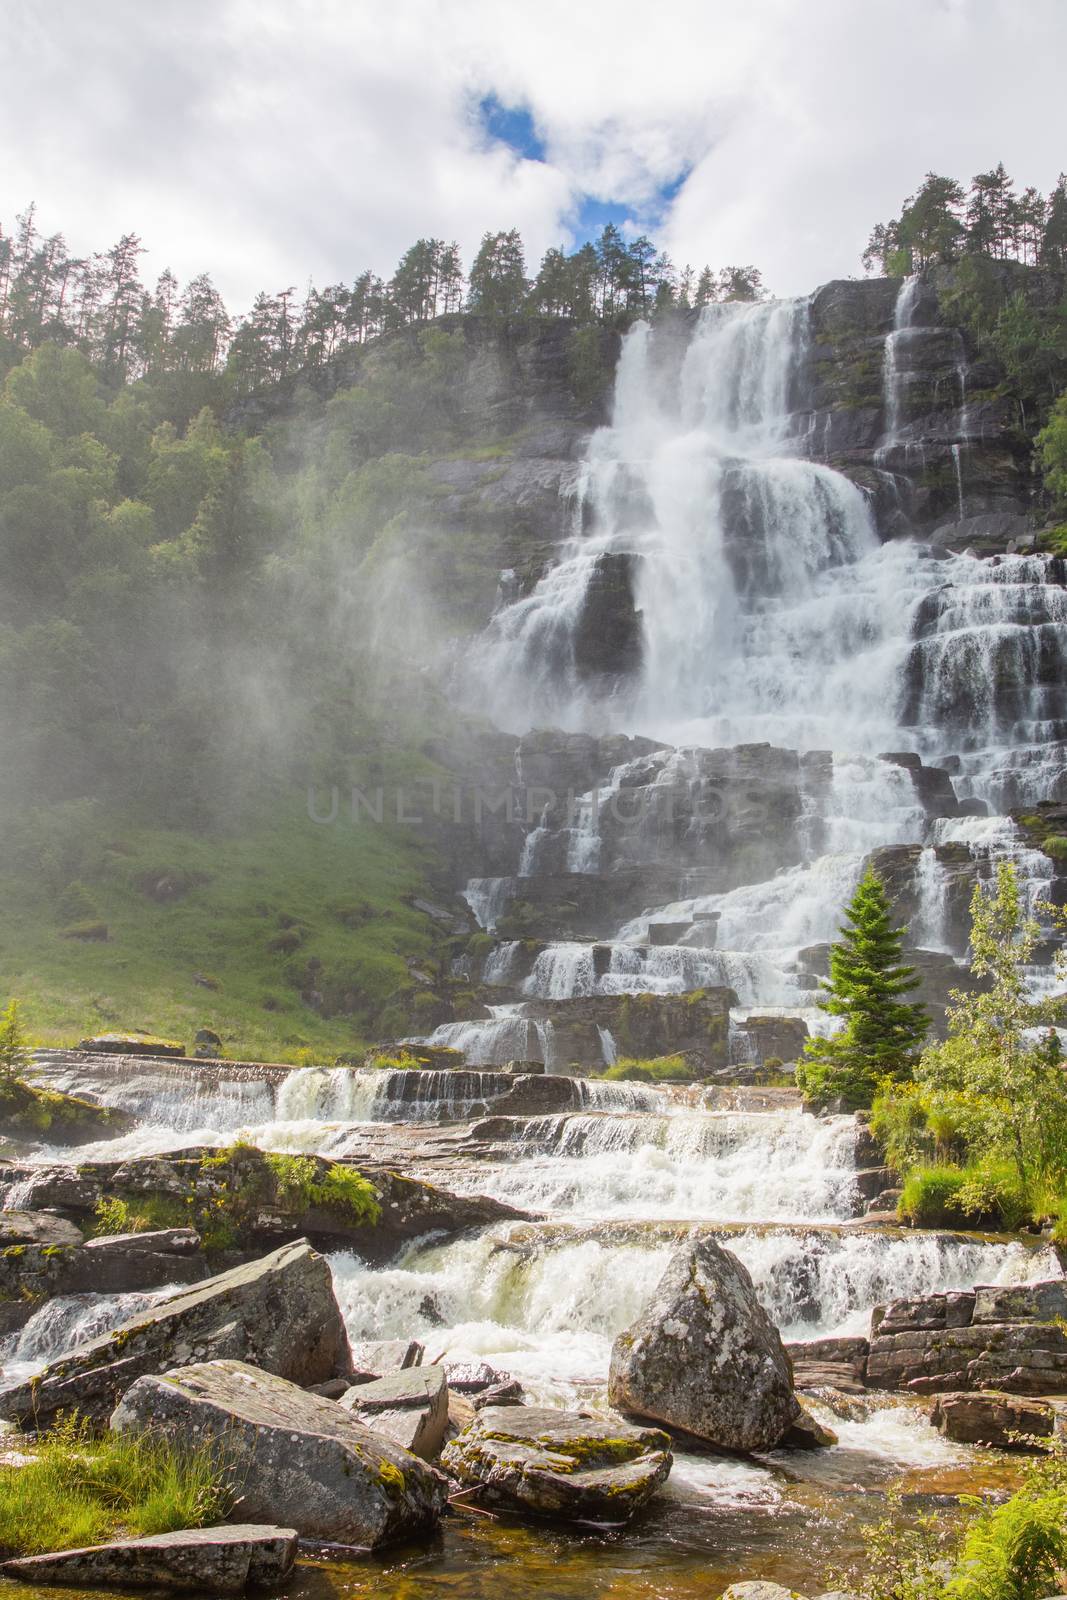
[0,793,443,1061]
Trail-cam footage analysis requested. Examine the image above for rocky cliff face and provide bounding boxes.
[801,266,1056,545]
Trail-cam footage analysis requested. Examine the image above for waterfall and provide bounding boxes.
[328,1223,1057,1390]
[879,275,921,450]
[913,847,950,952]
[443,1108,863,1223]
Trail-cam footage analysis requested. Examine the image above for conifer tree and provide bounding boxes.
[797,866,928,1109]
[0,1000,29,1083]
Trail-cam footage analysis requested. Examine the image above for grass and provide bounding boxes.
[898,1160,1034,1231]
[0,784,444,1061]
[597,1054,694,1083]
[90,1143,381,1251]
[0,1416,232,1558]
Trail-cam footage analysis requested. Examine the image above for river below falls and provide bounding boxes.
[5,1073,1062,1596]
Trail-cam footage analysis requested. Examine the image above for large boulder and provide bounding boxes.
[608,1237,799,1451]
[441,1405,671,1523]
[1,1525,297,1594]
[111,1360,447,1548]
[930,1390,1056,1450]
[0,1240,348,1428]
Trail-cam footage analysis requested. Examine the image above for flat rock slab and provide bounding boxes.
[343,1365,450,1459]
[84,1228,201,1256]
[0,1211,83,1248]
[441,1404,671,1523]
[112,1359,447,1548]
[0,1239,348,1428]
[608,1236,799,1452]
[931,1390,1056,1450]
[972,1280,1067,1325]
[2,1523,297,1593]
[349,1337,423,1378]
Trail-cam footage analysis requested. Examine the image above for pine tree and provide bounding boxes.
[0,1000,29,1083]
[797,866,928,1108]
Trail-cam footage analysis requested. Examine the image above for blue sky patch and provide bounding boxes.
[477,94,547,164]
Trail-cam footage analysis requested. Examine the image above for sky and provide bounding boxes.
[4,0,1066,313]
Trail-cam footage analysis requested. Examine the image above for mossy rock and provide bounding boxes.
[0,1080,133,1143]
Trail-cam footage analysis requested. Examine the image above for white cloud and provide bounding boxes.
[3,0,1065,309]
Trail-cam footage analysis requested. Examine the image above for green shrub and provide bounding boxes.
[1042,834,1067,861]
[834,1453,1067,1598]
[943,1466,1067,1600]
[0,1416,232,1558]
[954,1160,1031,1232]
[598,1054,693,1083]
[899,1164,969,1226]
[899,1161,1033,1231]
[91,1196,137,1236]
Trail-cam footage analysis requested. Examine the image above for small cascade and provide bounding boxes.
[463,877,516,931]
[913,847,950,952]
[420,1005,544,1067]
[951,441,967,519]
[328,1222,1057,1388]
[448,1108,862,1223]
[0,1290,164,1385]
[879,274,922,452]
[597,1025,617,1066]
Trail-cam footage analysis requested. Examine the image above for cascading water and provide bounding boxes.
[11,282,1067,1594]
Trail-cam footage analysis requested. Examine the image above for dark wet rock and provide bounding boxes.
[523,990,735,1074]
[931,1390,1055,1450]
[1,1524,298,1593]
[738,1014,809,1064]
[571,550,643,687]
[872,1291,976,1335]
[0,1211,83,1248]
[608,1236,799,1452]
[112,1359,447,1547]
[0,1151,531,1265]
[441,1404,671,1523]
[0,1081,133,1145]
[0,1230,208,1338]
[0,1240,348,1428]
[342,1364,450,1459]
[777,1401,838,1450]
[85,1227,201,1257]
[473,1379,525,1410]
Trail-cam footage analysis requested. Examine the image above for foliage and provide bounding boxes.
[0,1414,232,1558]
[837,1454,1067,1599]
[864,167,1067,275]
[0,1000,29,1082]
[797,868,928,1109]
[598,1054,693,1083]
[0,204,767,396]
[897,1160,1031,1231]
[90,1145,379,1250]
[1038,387,1067,513]
[914,865,1067,1188]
